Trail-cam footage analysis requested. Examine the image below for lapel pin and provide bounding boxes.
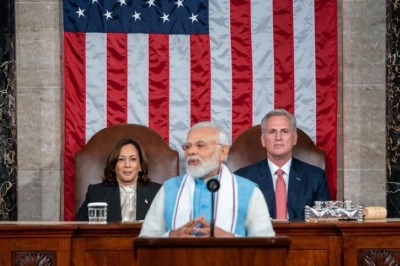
[145,199,148,204]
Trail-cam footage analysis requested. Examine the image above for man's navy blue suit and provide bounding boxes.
[234,158,330,220]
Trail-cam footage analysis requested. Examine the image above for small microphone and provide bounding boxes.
[206,179,220,237]
[206,178,220,193]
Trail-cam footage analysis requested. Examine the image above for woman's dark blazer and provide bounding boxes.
[75,181,161,222]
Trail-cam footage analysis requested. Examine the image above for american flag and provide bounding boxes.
[63,0,337,221]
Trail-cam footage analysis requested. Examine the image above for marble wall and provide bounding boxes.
[16,0,63,220]
[341,0,386,207]
[14,0,387,220]
[0,0,17,221]
[386,0,400,217]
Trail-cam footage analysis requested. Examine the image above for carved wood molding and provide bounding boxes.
[12,251,55,266]
[359,250,400,266]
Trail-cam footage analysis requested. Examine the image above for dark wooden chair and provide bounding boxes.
[226,125,325,172]
[74,124,179,214]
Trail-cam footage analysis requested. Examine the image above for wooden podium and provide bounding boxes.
[134,236,291,266]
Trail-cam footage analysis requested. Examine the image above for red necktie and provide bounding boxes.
[275,169,287,220]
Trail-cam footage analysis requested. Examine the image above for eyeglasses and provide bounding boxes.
[182,141,223,151]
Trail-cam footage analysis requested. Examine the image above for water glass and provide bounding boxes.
[88,202,108,224]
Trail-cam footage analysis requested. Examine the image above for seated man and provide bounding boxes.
[235,109,330,220]
[139,122,275,237]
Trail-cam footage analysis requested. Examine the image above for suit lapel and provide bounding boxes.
[136,183,151,220]
[106,185,122,221]
[287,159,304,219]
[257,161,276,218]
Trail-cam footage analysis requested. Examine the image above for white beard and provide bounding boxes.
[186,150,220,178]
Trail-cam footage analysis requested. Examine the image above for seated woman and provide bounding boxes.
[76,138,161,222]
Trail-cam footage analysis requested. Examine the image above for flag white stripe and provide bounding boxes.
[64,0,338,220]
[293,0,317,141]
[127,34,149,126]
[209,0,233,142]
[251,0,275,125]
[83,1,320,146]
[85,33,107,142]
[169,35,191,172]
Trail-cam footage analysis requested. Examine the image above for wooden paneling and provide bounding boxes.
[274,222,341,266]
[72,238,137,266]
[339,222,400,265]
[134,237,291,266]
[0,223,75,266]
[1,220,400,265]
[72,223,141,266]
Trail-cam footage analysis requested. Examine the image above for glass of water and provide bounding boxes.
[88,202,108,224]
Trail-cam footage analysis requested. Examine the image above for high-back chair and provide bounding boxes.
[226,125,325,172]
[74,124,179,214]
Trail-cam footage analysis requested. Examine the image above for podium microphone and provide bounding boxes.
[206,179,220,237]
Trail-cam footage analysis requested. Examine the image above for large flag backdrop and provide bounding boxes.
[63,0,337,220]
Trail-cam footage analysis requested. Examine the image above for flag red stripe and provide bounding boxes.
[272,0,295,112]
[107,33,128,125]
[190,35,211,125]
[230,0,253,139]
[148,34,170,142]
[63,0,338,221]
[314,0,337,200]
[63,32,87,221]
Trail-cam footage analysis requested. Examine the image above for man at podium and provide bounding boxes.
[139,122,275,237]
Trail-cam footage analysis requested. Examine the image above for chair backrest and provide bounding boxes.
[74,124,179,213]
[226,125,325,172]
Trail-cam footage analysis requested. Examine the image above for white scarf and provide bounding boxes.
[172,164,238,234]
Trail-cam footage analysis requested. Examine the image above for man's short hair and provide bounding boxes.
[261,109,297,133]
[189,121,230,146]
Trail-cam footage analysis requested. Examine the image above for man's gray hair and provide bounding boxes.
[261,109,297,133]
[189,121,230,146]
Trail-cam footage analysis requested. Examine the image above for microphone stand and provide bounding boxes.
[210,191,215,237]
[206,179,220,237]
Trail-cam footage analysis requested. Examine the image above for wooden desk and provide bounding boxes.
[0,222,76,266]
[338,221,400,265]
[0,222,142,266]
[72,223,142,265]
[1,220,400,265]
[273,219,400,266]
[274,221,341,266]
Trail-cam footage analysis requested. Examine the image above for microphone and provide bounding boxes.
[206,179,220,237]
[206,178,220,192]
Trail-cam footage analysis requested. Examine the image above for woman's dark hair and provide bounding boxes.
[102,138,150,185]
